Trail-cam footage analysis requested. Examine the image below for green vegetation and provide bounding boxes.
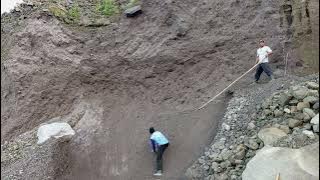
[96,0,119,17]
[48,4,81,23]
[67,5,80,22]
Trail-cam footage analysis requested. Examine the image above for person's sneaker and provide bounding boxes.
[269,75,274,81]
[153,171,162,176]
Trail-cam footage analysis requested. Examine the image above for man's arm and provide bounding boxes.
[150,139,156,152]
[265,47,273,57]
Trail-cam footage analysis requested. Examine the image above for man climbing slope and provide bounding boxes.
[255,39,273,83]
[149,127,170,176]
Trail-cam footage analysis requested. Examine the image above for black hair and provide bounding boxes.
[149,127,155,134]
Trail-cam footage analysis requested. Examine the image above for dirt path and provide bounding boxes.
[63,95,229,180]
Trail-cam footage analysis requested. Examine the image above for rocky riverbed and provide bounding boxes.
[186,73,319,180]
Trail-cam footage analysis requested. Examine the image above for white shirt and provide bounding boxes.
[257,46,272,63]
[150,131,169,145]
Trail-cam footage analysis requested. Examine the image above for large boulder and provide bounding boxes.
[242,142,319,180]
[258,127,287,145]
[37,122,75,145]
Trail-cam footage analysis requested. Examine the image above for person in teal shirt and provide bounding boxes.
[149,127,170,176]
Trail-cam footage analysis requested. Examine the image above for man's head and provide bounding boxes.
[259,39,265,47]
[149,127,155,134]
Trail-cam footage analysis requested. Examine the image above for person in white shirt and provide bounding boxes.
[149,127,169,176]
[255,39,273,83]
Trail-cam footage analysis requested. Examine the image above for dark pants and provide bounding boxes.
[255,63,273,81]
[156,143,169,171]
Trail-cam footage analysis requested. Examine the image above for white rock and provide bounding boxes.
[302,130,315,139]
[284,108,291,113]
[311,114,319,125]
[242,142,319,180]
[37,122,75,145]
[222,123,231,131]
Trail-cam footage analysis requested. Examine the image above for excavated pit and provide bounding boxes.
[1,0,318,179]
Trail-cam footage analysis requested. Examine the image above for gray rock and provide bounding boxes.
[262,99,272,109]
[303,108,316,118]
[303,96,318,104]
[211,162,221,173]
[220,160,231,169]
[289,99,299,105]
[234,149,246,160]
[278,92,292,106]
[297,102,310,111]
[247,122,256,130]
[303,112,312,122]
[258,127,287,145]
[242,143,319,180]
[307,90,319,97]
[245,139,259,150]
[290,106,298,113]
[214,173,228,180]
[274,109,283,117]
[306,82,319,90]
[263,109,272,116]
[124,5,142,17]
[303,123,313,130]
[288,119,303,128]
[278,125,291,134]
[311,114,319,125]
[291,86,309,100]
[220,149,233,160]
[313,102,319,110]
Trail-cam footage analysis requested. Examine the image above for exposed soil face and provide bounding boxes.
[1,0,318,179]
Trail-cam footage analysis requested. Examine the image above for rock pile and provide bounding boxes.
[186,77,319,180]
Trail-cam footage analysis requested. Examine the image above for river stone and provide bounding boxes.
[288,119,303,128]
[313,125,319,133]
[303,96,318,104]
[297,102,310,111]
[303,108,316,118]
[306,82,319,90]
[242,142,319,180]
[258,127,287,145]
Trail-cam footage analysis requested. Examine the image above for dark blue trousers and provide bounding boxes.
[255,63,273,81]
